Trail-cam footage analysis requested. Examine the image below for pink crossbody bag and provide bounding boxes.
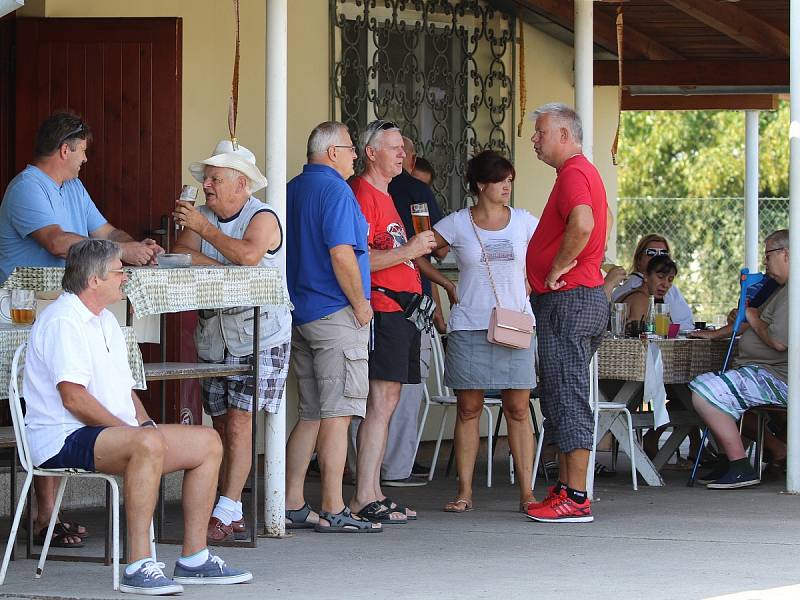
[468,208,534,350]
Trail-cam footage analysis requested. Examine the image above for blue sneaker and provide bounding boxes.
[172,553,253,585]
[706,468,760,489]
[120,560,184,595]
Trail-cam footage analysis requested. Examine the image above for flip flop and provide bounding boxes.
[379,497,417,520]
[285,502,318,530]
[356,501,407,524]
[34,523,84,548]
[58,518,89,539]
[443,498,473,513]
[314,507,382,533]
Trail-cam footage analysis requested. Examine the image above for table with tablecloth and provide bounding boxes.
[596,336,728,486]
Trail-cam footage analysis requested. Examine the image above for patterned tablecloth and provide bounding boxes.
[0,324,145,400]
[598,336,728,384]
[2,266,291,318]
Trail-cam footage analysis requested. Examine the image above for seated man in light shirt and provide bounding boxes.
[23,239,251,595]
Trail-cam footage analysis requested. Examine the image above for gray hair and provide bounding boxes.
[361,119,400,153]
[62,239,122,294]
[307,121,349,158]
[532,102,583,145]
[766,229,789,250]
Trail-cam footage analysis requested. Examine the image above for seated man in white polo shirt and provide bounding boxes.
[23,239,252,595]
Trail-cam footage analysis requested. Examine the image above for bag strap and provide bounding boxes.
[467,207,503,309]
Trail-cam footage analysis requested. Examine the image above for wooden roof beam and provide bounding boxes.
[665,0,789,58]
[518,0,684,60]
[622,92,778,111]
[595,60,789,87]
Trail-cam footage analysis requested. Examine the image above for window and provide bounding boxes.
[331,0,515,213]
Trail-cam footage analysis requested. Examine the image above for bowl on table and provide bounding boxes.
[156,253,192,268]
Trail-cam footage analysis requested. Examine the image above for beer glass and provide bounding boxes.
[410,203,431,233]
[11,289,35,326]
[175,185,198,232]
[655,303,671,337]
[611,303,627,338]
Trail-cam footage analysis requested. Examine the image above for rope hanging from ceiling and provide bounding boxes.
[611,5,623,165]
[228,0,241,150]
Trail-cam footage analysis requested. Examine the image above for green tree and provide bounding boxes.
[615,101,789,320]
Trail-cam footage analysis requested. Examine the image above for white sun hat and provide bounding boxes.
[189,140,268,193]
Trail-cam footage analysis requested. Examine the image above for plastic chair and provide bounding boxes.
[414,330,502,487]
[0,344,155,590]
[533,353,637,499]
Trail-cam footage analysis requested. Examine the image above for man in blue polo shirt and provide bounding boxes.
[0,112,162,283]
[283,121,379,533]
[0,111,163,548]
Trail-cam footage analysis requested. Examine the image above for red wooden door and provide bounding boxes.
[13,17,198,422]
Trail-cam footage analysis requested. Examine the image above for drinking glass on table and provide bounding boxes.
[610,303,627,338]
[654,303,671,337]
[11,289,35,326]
[410,203,431,233]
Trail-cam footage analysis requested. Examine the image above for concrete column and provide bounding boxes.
[574,0,593,161]
[787,0,800,493]
[744,111,760,272]
[264,0,288,534]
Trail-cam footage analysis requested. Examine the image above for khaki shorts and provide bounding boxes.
[292,306,370,420]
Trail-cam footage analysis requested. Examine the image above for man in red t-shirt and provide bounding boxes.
[348,120,440,524]
[524,103,609,524]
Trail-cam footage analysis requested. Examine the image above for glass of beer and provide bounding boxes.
[10,289,35,326]
[654,303,671,337]
[410,203,431,233]
[175,185,198,232]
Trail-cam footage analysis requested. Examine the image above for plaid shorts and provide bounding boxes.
[201,340,291,416]
[689,365,787,420]
[532,286,609,453]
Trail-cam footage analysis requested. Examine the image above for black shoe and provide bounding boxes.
[411,461,430,477]
[706,467,760,489]
[381,476,427,487]
[696,458,730,485]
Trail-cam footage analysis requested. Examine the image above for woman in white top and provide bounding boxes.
[611,233,695,330]
[432,150,539,514]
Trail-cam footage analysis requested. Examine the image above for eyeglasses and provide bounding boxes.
[58,122,86,148]
[107,269,126,274]
[331,145,357,155]
[364,119,399,148]
[644,248,670,257]
[765,247,785,256]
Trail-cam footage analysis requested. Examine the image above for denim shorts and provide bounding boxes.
[39,426,108,471]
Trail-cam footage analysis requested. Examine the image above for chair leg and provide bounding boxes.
[531,419,546,494]
[149,521,157,563]
[491,407,504,460]
[0,472,33,585]
[111,480,120,591]
[484,406,493,488]
[756,412,766,481]
[428,407,450,482]
[623,409,638,491]
[413,402,431,466]
[530,402,548,483]
[36,476,67,578]
[687,427,709,487]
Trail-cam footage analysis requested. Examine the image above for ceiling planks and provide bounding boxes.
[664,0,789,58]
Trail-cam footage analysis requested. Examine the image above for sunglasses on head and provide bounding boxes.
[644,248,669,257]
[365,119,399,148]
[59,122,86,148]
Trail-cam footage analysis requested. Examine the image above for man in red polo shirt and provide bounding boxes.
[525,103,609,523]
[348,120,439,524]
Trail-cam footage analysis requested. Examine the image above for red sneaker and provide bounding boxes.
[526,486,563,511]
[526,493,593,523]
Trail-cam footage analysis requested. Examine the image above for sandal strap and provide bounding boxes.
[318,507,372,530]
[285,501,312,523]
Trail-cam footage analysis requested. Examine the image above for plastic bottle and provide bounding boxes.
[645,295,656,334]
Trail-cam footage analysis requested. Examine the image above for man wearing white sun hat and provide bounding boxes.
[174,139,291,544]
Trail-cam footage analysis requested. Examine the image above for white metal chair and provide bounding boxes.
[0,343,155,590]
[414,330,502,487]
[533,353,637,499]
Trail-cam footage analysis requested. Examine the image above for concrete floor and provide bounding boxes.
[0,449,797,600]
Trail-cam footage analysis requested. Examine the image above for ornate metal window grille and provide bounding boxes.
[330,0,515,213]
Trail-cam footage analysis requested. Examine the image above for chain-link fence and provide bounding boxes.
[615,197,789,321]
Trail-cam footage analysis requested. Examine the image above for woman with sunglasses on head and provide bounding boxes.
[611,234,695,330]
[616,254,678,329]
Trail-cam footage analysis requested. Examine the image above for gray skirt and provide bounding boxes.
[443,329,537,390]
